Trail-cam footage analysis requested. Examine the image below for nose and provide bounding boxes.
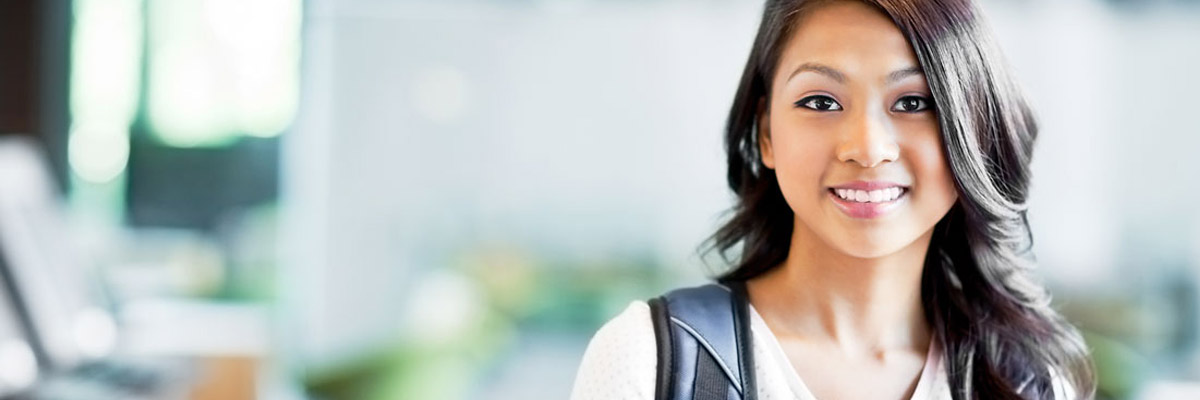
[835,108,899,168]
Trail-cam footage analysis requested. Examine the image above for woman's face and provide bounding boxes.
[759,1,958,259]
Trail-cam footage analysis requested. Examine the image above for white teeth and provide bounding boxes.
[834,187,905,203]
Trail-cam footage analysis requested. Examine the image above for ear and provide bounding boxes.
[757,97,775,170]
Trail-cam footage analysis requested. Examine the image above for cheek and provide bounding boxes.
[907,133,958,214]
[768,123,834,203]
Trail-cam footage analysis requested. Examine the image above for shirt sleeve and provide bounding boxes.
[568,300,658,400]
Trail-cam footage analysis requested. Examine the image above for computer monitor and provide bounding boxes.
[0,137,117,371]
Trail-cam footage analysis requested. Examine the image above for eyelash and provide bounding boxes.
[792,95,934,113]
[892,95,932,113]
[794,95,842,111]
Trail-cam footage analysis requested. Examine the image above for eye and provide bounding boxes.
[892,95,932,113]
[795,95,843,112]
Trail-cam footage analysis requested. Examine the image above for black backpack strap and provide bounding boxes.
[648,296,674,400]
[649,281,757,400]
[729,280,757,399]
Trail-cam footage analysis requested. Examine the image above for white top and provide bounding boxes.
[569,300,1076,399]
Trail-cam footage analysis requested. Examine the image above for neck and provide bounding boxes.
[746,219,933,358]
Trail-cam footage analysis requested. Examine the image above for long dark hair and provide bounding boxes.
[709,0,1096,398]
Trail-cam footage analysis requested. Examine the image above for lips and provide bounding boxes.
[826,181,909,219]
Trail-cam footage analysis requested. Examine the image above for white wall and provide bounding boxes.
[283,0,760,363]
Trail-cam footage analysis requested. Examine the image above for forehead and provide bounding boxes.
[775,1,920,82]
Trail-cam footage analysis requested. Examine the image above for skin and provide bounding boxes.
[746,1,959,399]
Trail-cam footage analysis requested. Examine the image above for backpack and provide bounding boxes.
[647,281,758,400]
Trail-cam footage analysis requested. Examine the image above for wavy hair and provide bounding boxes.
[709,0,1096,398]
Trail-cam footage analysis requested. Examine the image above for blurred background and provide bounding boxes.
[0,0,1198,399]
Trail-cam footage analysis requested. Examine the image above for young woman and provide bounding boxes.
[571,0,1096,399]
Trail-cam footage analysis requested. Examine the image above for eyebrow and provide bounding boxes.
[787,63,845,84]
[885,66,924,84]
[785,63,925,85]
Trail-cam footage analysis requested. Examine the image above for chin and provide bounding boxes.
[828,230,914,259]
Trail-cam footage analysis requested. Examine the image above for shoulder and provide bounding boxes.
[569,301,657,400]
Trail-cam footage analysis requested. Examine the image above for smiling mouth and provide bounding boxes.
[828,187,909,203]
[826,184,910,219]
